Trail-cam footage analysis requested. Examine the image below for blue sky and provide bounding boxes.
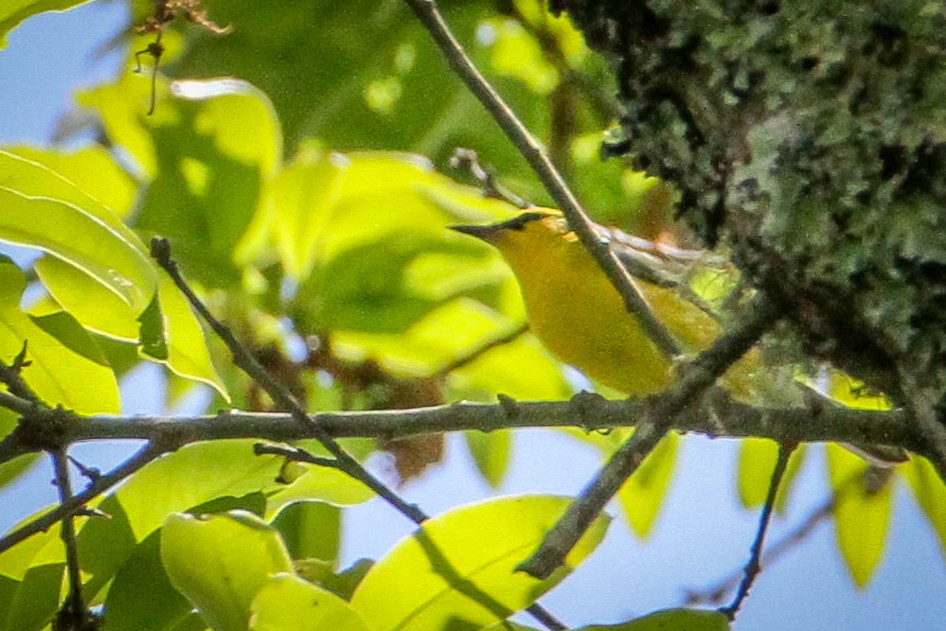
[1,3,945,629]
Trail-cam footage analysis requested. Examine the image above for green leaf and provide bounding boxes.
[249,574,371,631]
[618,432,678,538]
[465,430,512,488]
[576,608,730,630]
[483,17,559,95]
[261,147,343,280]
[5,145,136,217]
[294,234,463,335]
[0,150,156,311]
[903,456,946,561]
[450,331,572,401]
[264,463,374,517]
[313,559,374,603]
[266,149,512,288]
[34,255,139,341]
[98,440,290,543]
[72,440,289,598]
[736,440,805,513]
[0,0,92,49]
[103,531,195,631]
[827,445,893,587]
[350,495,610,631]
[0,187,155,314]
[132,79,281,288]
[172,1,544,178]
[270,501,341,564]
[0,512,63,581]
[0,563,64,631]
[0,261,120,413]
[77,71,161,177]
[161,511,295,631]
[335,297,569,400]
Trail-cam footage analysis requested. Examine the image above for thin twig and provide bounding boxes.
[0,442,167,555]
[253,443,339,468]
[0,343,41,404]
[401,0,682,359]
[434,321,530,379]
[684,472,862,607]
[450,148,532,209]
[720,441,798,620]
[51,448,90,630]
[0,388,35,416]
[519,294,782,579]
[152,239,428,524]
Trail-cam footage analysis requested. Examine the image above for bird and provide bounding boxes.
[451,209,907,465]
[450,209,767,401]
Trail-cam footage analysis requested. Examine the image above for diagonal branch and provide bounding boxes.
[0,441,167,555]
[152,238,427,525]
[518,294,782,579]
[401,0,681,359]
[151,239,565,629]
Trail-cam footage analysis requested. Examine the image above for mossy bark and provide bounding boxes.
[551,1,946,439]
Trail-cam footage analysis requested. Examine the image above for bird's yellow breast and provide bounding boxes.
[495,217,700,395]
[491,215,737,396]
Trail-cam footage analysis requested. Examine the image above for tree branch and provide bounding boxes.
[51,447,94,630]
[0,441,167,555]
[401,0,682,359]
[518,294,782,578]
[1,391,929,472]
[152,238,427,524]
[720,441,797,619]
[152,238,563,629]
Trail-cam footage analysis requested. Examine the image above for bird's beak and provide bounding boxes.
[449,223,501,244]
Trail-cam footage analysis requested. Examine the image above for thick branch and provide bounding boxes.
[0,395,927,466]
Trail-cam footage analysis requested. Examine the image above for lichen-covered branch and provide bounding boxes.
[549,0,946,467]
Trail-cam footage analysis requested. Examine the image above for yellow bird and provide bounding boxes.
[451,209,765,401]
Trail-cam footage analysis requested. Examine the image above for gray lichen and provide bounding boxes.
[552,0,946,425]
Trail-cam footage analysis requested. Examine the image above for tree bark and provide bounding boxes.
[549,0,946,451]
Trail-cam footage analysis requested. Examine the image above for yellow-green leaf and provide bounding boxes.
[249,574,370,631]
[619,432,678,538]
[0,185,155,314]
[6,145,136,217]
[903,456,946,561]
[350,495,610,631]
[34,255,139,341]
[827,444,893,587]
[465,430,512,489]
[0,261,119,413]
[155,271,228,399]
[736,439,804,513]
[264,464,375,517]
[577,607,730,631]
[161,511,294,631]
